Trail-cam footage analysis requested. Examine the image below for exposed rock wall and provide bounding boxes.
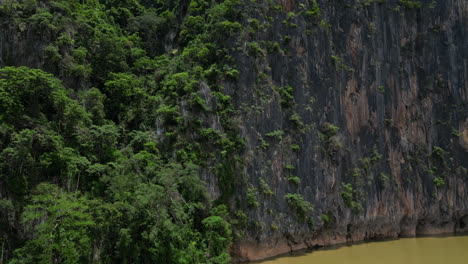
[226,0,468,261]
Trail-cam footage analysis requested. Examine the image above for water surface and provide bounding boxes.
[260,235,468,264]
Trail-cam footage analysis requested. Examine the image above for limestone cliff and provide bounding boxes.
[223,0,468,261]
[0,0,467,262]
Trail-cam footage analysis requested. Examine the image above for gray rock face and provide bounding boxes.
[225,0,468,261]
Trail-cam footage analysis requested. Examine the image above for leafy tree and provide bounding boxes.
[79,88,106,124]
[202,206,232,264]
[11,183,94,264]
[0,129,36,196]
[0,67,92,195]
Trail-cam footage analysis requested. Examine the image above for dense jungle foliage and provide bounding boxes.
[0,0,249,262]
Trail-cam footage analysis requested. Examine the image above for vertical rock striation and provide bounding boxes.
[226,0,468,261]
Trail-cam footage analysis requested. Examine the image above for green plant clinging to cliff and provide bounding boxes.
[265,129,285,140]
[285,193,313,219]
[274,85,295,107]
[288,176,301,185]
[259,178,274,196]
[246,187,260,208]
[399,0,421,9]
[433,177,446,188]
[341,183,363,214]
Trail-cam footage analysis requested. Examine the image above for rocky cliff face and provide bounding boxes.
[223,0,468,261]
[1,0,467,262]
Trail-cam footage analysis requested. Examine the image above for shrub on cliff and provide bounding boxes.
[285,193,313,219]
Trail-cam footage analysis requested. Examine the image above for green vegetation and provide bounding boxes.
[270,223,279,231]
[260,178,274,196]
[319,122,340,141]
[290,112,305,129]
[247,42,266,57]
[274,85,295,107]
[12,183,94,264]
[331,55,353,72]
[399,0,422,9]
[452,128,462,137]
[433,177,446,188]
[246,187,260,208]
[377,85,385,93]
[306,0,321,18]
[265,130,285,140]
[285,193,313,219]
[432,146,446,158]
[291,144,301,152]
[259,138,270,149]
[288,176,301,185]
[0,0,246,262]
[380,173,391,184]
[370,145,383,162]
[341,183,363,214]
[319,19,332,31]
[319,122,343,157]
[321,214,330,226]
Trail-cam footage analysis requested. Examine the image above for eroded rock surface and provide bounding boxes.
[226,0,468,261]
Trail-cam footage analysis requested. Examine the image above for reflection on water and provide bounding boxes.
[260,235,468,264]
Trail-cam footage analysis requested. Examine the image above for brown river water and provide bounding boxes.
[259,235,468,264]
